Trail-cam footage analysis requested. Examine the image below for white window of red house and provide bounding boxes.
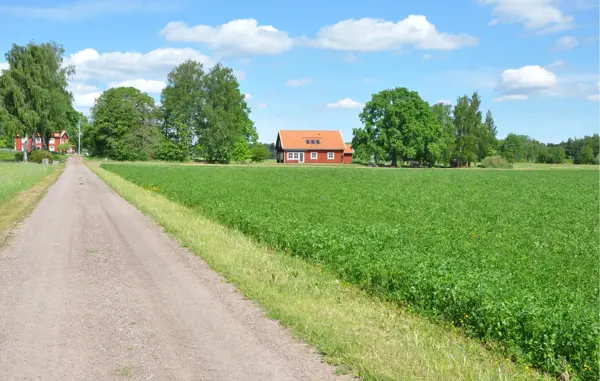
[328,152,334,160]
[287,152,300,160]
[311,152,318,160]
[35,138,41,144]
[49,146,55,152]
[49,138,55,144]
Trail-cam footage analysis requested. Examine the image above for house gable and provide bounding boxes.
[277,130,346,151]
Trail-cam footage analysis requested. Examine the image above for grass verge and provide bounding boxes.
[0,163,63,245]
[87,160,546,381]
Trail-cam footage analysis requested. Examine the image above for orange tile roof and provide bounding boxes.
[344,144,354,154]
[278,130,345,150]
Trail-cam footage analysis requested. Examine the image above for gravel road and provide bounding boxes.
[0,157,344,381]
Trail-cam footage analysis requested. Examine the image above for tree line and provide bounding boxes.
[1,42,597,166]
[82,59,270,163]
[0,41,272,163]
[352,87,599,166]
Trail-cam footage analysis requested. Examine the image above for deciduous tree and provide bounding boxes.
[161,60,205,159]
[89,87,162,160]
[198,64,257,163]
[431,102,456,166]
[354,87,444,167]
[0,42,75,160]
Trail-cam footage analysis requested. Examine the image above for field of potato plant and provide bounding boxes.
[104,164,599,379]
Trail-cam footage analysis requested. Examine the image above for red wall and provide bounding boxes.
[343,153,353,164]
[15,135,72,153]
[15,137,42,152]
[284,150,347,164]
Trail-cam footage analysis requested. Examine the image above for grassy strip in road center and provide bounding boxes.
[87,160,546,381]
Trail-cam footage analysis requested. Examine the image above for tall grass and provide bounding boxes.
[0,163,53,205]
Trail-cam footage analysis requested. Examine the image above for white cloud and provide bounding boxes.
[326,98,364,109]
[495,65,597,100]
[109,79,166,93]
[285,78,312,87]
[422,53,434,60]
[551,36,578,52]
[258,103,267,108]
[66,47,215,83]
[68,82,102,108]
[501,65,557,90]
[0,62,8,71]
[587,94,600,101]
[306,16,478,51]
[436,99,452,105]
[493,94,529,102]
[160,19,293,56]
[244,93,252,100]
[0,0,175,21]
[64,47,219,111]
[480,0,573,32]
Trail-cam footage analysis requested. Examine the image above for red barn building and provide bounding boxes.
[15,130,74,153]
[276,130,353,164]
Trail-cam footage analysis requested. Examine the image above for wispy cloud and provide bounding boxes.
[326,98,364,109]
[493,94,529,102]
[285,78,312,87]
[0,0,177,21]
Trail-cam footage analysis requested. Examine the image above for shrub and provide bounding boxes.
[156,141,187,162]
[251,144,271,163]
[480,155,511,169]
[51,152,67,162]
[14,151,24,162]
[57,143,72,153]
[28,150,53,164]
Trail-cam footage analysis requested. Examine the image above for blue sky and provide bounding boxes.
[0,0,598,143]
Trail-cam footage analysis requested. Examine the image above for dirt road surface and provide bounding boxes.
[0,157,344,381]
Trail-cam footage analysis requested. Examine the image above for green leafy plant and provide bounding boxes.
[104,164,599,380]
[28,149,53,163]
[479,156,512,168]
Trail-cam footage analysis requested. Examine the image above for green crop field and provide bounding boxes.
[103,163,599,379]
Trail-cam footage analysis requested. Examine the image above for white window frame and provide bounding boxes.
[49,138,55,144]
[287,152,300,160]
[328,152,335,160]
[35,137,41,144]
[311,152,318,160]
[49,146,55,152]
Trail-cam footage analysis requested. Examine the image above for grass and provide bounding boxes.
[0,150,17,162]
[0,162,63,244]
[101,163,599,380]
[87,160,546,380]
[512,162,599,170]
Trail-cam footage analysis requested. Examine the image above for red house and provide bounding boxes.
[276,130,353,164]
[15,130,74,153]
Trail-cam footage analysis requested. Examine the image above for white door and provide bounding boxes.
[299,152,304,163]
